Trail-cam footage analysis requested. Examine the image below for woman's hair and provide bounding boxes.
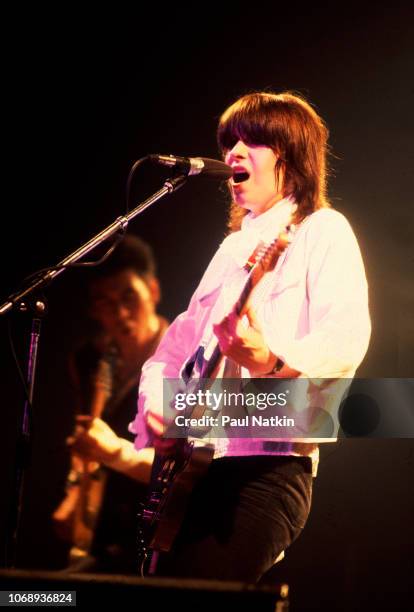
[217,91,331,231]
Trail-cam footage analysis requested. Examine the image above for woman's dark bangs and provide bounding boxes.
[218,108,270,151]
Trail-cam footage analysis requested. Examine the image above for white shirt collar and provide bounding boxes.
[221,196,296,268]
[241,195,297,240]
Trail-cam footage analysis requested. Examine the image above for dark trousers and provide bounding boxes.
[156,454,313,582]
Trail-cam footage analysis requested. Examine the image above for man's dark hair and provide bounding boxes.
[87,234,156,284]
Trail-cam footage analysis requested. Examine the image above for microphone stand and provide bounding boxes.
[0,173,187,568]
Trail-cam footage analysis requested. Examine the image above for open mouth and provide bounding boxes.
[232,170,250,184]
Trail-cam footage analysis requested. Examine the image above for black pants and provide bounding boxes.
[156,454,313,582]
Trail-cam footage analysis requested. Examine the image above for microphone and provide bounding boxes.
[148,154,233,180]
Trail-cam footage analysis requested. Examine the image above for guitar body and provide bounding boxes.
[138,442,215,573]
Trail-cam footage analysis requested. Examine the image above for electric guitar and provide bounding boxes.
[138,226,294,575]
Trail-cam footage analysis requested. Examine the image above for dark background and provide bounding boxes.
[1,5,413,610]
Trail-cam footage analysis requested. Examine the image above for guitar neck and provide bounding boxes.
[198,229,291,381]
